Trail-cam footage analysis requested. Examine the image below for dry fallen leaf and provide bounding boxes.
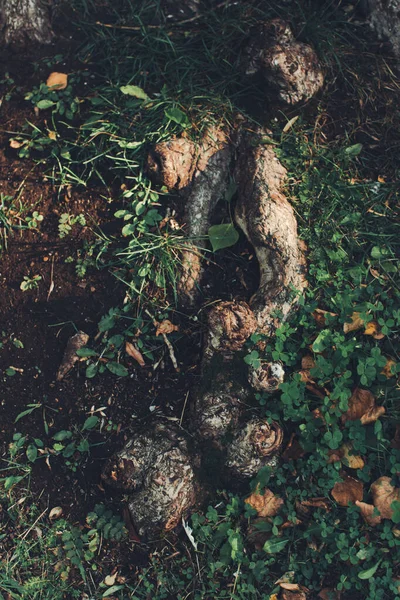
[49,506,63,520]
[355,500,382,527]
[381,358,396,378]
[46,72,68,90]
[331,474,363,507]
[312,308,337,328]
[338,443,365,470]
[364,320,385,339]
[155,319,179,336]
[341,388,385,425]
[56,331,89,380]
[104,573,117,586]
[281,589,308,600]
[296,497,330,519]
[10,138,23,149]
[301,355,316,370]
[125,342,145,367]
[245,487,283,517]
[371,476,400,520]
[343,312,364,334]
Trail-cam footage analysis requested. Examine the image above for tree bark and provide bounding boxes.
[0,0,53,46]
[365,0,400,58]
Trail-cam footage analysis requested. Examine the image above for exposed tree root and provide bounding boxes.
[147,126,232,304]
[244,19,324,105]
[104,19,322,537]
[234,131,308,335]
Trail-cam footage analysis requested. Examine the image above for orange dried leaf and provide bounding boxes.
[331,475,363,507]
[339,443,365,470]
[280,583,301,591]
[10,138,23,149]
[343,312,364,334]
[312,308,337,328]
[245,487,283,517]
[125,342,145,366]
[46,72,68,90]
[355,500,382,527]
[155,319,179,336]
[364,320,385,339]
[381,358,396,379]
[371,476,400,520]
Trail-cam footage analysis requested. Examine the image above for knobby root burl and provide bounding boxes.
[103,19,321,539]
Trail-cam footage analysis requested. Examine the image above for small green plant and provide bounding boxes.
[20,274,42,291]
[0,193,44,250]
[25,75,80,120]
[58,213,86,238]
[9,416,99,472]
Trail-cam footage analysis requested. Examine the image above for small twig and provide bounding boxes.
[179,391,190,427]
[162,332,179,371]
[18,508,48,541]
[95,1,232,32]
[47,255,55,302]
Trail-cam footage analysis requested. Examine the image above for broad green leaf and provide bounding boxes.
[86,363,98,378]
[120,85,149,101]
[102,586,125,598]
[26,444,38,463]
[345,143,363,156]
[358,560,381,580]
[208,223,239,252]
[4,475,25,491]
[106,362,128,377]
[53,430,73,441]
[263,538,289,554]
[391,500,400,524]
[36,99,55,110]
[76,347,98,357]
[82,416,99,431]
[312,329,331,353]
[371,246,391,259]
[164,106,188,125]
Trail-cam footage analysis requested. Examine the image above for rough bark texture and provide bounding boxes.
[102,423,199,537]
[248,362,285,393]
[366,0,400,58]
[235,133,307,335]
[244,19,324,104]
[0,0,53,46]
[225,418,283,478]
[147,127,232,304]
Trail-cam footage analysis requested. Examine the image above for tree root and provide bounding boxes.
[103,19,323,537]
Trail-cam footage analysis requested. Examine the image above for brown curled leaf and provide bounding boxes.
[56,331,89,380]
[125,342,145,367]
[331,474,363,507]
[245,486,283,517]
[371,476,400,520]
[355,501,382,527]
[155,319,179,336]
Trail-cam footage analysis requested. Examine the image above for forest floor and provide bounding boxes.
[0,1,399,599]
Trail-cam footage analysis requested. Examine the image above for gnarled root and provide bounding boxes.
[147,126,233,304]
[234,132,307,335]
[102,423,199,537]
[226,417,283,478]
[244,19,324,105]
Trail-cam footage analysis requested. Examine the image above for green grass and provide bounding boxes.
[1,0,400,598]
